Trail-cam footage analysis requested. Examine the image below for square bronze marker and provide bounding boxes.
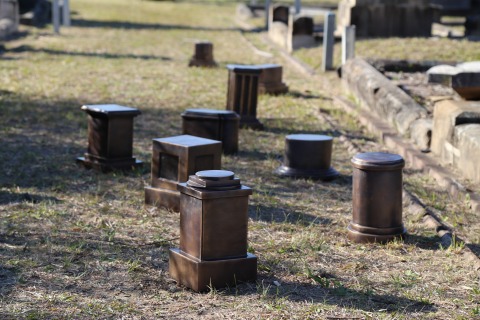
[275,134,339,180]
[169,170,257,292]
[181,108,240,154]
[144,135,222,212]
[76,104,142,172]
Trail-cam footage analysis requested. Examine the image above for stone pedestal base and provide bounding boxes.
[275,165,339,181]
[144,186,180,212]
[347,222,406,243]
[169,248,257,292]
[76,156,142,172]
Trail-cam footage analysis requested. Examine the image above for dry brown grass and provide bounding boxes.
[0,0,479,319]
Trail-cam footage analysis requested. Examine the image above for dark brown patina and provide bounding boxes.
[169,170,257,292]
[348,152,407,243]
[144,135,222,212]
[181,108,240,155]
[226,64,264,130]
[76,104,142,172]
[275,134,339,180]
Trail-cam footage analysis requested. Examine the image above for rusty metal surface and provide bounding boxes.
[348,152,406,243]
[76,104,142,172]
[181,109,240,154]
[275,134,339,180]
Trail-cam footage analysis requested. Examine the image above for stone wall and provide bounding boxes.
[341,58,428,135]
[431,99,480,183]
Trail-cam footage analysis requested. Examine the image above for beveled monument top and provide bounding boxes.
[154,135,221,147]
[81,104,141,116]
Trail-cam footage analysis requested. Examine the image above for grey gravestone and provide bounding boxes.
[0,0,19,40]
[322,12,335,72]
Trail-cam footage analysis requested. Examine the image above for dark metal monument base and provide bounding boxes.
[76,156,142,172]
[144,186,180,212]
[240,117,264,130]
[275,165,339,181]
[347,222,407,243]
[169,248,257,292]
[259,82,289,95]
[189,59,217,68]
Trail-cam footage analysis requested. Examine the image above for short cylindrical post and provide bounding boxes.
[275,134,339,180]
[348,152,406,243]
[322,12,335,72]
[52,0,60,34]
[62,0,71,27]
[342,25,355,65]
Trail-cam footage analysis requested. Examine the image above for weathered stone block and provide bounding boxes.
[410,118,433,151]
[455,124,480,184]
[341,58,427,135]
[431,99,480,165]
[0,0,19,40]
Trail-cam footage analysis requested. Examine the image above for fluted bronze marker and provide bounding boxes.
[76,104,142,172]
[169,170,257,292]
[181,108,240,155]
[144,135,221,212]
[348,152,406,243]
[276,134,339,180]
[226,64,263,130]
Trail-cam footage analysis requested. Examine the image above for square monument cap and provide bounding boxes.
[153,134,222,147]
[256,63,282,70]
[227,64,263,75]
[352,152,405,171]
[81,104,141,116]
[182,108,240,120]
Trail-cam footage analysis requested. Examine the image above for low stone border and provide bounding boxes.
[341,58,428,136]
[334,96,480,215]
[235,18,480,260]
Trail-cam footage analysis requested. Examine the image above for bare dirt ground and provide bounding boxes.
[0,1,479,319]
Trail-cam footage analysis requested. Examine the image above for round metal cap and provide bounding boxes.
[196,170,234,181]
[352,152,405,170]
[286,134,332,142]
